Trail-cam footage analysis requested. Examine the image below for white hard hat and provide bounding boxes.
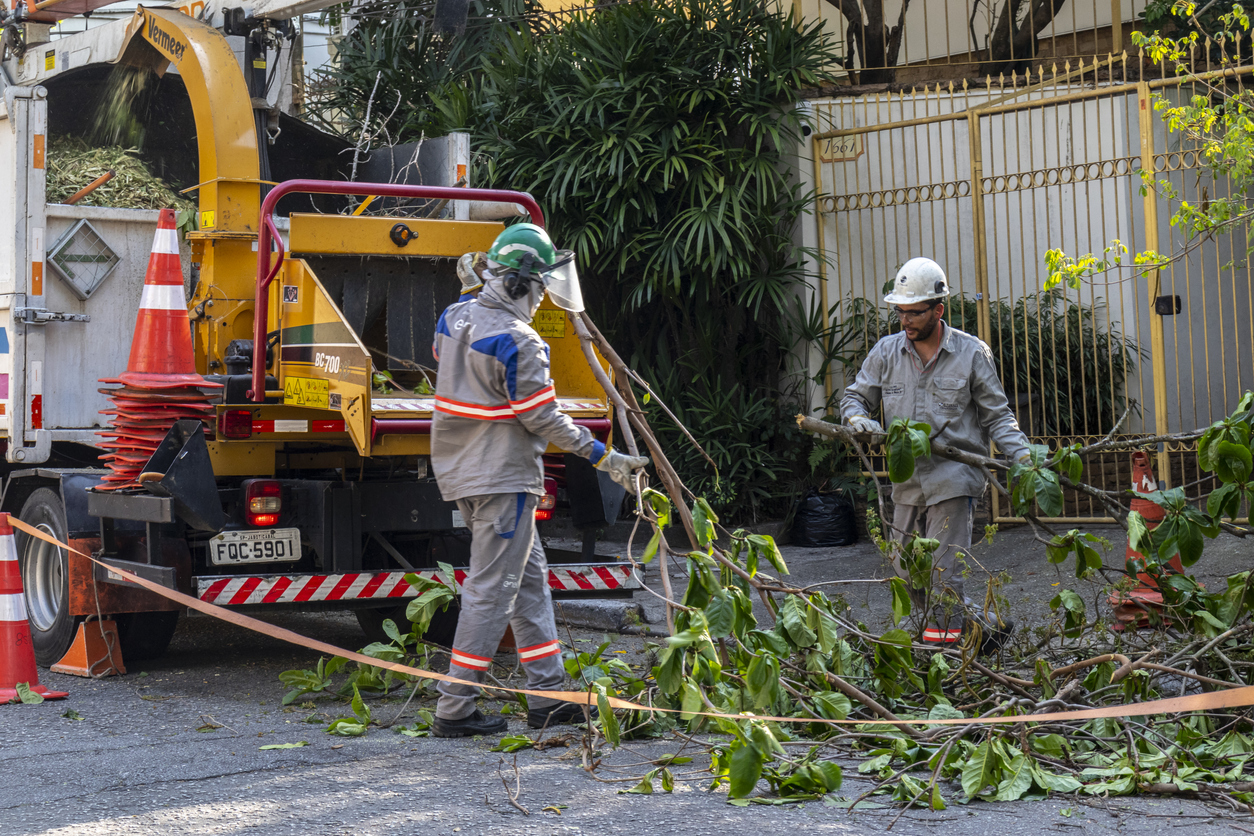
[884,257,949,305]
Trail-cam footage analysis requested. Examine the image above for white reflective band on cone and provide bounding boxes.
[139,284,187,311]
[0,592,27,622]
[150,227,180,255]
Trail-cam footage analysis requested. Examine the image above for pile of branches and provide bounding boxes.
[565,316,1254,812]
[277,313,1253,814]
[46,137,197,217]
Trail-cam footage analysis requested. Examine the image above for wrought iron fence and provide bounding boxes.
[806,53,1254,520]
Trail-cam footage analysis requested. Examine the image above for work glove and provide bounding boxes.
[847,414,884,435]
[596,450,650,490]
[456,252,488,294]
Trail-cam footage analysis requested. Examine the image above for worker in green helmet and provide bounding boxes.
[429,222,649,737]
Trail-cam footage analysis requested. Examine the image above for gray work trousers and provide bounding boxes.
[436,492,565,720]
[890,496,975,617]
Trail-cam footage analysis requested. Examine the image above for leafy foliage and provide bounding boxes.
[312,0,844,520]
[1048,4,1254,287]
[467,0,837,519]
[305,0,546,142]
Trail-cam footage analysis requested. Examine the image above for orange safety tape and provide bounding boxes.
[11,516,1254,727]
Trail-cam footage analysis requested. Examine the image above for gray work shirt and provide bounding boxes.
[840,323,1029,507]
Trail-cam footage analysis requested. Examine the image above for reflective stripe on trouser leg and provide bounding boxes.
[437,493,553,720]
[891,496,975,628]
[509,533,564,710]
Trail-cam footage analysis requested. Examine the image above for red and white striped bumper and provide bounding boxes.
[195,563,639,606]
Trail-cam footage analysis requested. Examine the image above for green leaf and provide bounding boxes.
[745,654,780,709]
[692,498,718,548]
[1176,518,1205,567]
[779,595,817,648]
[659,767,675,793]
[927,703,964,721]
[62,708,85,721]
[1207,482,1242,520]
[15,682,44,705]
[858,752,893,774]
[747,534,787,574]
[1214,440,1252,483]
[813,691,852,720]
[326,719,367,737]
[728,742,766,798]
[1032,471,1064,517]
[809,605,839,654]
[620,769,657,794]
[1126,511,1152,557]
[994,754,1034,801]
[886,424,917,483]
[597,688,620,747]
[1031,734,1069,759]
[642,530,662,564]
[490,734,535,753]
[1032,765,1083,794]
[961,741,1000,799]
[260,741,310,750]
[705,589,736,637]
[681,681,705,722]
[350,685,372,725]
[888,577,912,623]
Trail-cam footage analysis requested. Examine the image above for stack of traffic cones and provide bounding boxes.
[97,209,219,490]
[1,513,68,702]
[1110,452,1183,629]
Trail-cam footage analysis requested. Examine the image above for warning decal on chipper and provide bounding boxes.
[284,376,329,409]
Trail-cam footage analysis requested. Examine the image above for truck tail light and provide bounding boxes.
[219,409,253,440]
[245,479,281,527]
[536,478,557,521]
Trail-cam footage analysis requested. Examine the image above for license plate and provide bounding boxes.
[209,528,302,566]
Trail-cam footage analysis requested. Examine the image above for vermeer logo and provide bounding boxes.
[147,18,187,62]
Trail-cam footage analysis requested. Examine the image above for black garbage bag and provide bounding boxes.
[791,489,857,548]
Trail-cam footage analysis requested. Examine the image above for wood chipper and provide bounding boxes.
[0,3,635,666]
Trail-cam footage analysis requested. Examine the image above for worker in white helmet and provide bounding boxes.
[840,257,1029,653]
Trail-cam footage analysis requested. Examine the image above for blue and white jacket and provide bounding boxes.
[430,276,607,501]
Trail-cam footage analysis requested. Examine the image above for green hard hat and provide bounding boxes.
[486,223,557,270]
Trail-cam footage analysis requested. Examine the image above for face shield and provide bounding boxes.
[540,250,584,313]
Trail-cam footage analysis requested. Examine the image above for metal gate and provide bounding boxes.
[810,57,1254,520]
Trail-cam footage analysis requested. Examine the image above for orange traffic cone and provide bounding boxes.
[0,513,68,702]
[51,619,126,678]
[97,209,220,490]
[1110,452,1184,629]
[114,208,204,390]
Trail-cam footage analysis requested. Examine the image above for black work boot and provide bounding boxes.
[964,613,1015,655]
[432,709,508,738]
[527,702,598,729]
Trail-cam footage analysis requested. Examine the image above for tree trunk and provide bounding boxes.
[977,0,1069,77]
[827,0,912,85]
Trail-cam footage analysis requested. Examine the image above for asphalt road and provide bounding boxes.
[2,521,1251,835]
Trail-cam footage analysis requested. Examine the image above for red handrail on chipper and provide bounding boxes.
[250,180,545,403]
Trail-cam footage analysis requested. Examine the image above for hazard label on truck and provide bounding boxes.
[284,376,329,408]
[534,310,566,338]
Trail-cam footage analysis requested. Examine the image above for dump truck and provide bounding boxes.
[0,1,636,666]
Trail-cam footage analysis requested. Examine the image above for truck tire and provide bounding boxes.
[114,611,180,661]
[355,600,460,648]
[16,488,79,667]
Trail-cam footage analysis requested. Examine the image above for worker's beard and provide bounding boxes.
[907,315,940,343]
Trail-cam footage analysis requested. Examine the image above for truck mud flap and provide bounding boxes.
[139,419,226,532]
[195,563,640,606]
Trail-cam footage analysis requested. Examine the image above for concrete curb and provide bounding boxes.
[553,598,646,634]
